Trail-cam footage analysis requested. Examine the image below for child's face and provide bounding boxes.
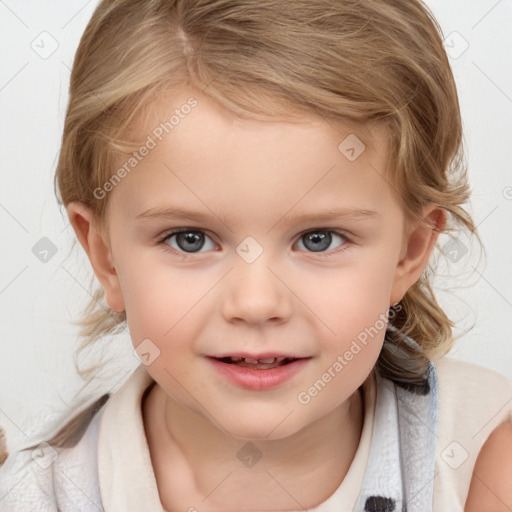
[90,88,433,440]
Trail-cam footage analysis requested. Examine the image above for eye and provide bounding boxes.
[158,228,350,257]
[160,229,217,254]
[295,229,348,253]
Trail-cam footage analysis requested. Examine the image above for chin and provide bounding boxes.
[228,426,294,442]
[217,412,305,442]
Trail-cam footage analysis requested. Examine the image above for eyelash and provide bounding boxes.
[157,227,352,259]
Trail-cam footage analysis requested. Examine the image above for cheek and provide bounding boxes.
[296,258,397,331]
[118,257,208,347]
[121,265,207,390]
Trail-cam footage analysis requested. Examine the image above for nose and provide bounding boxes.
[221,256,293,326]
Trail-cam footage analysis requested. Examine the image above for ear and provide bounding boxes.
[390,205,447,305]
[66,202,125,313]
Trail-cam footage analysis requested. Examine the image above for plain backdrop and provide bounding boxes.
[1,0,511,454]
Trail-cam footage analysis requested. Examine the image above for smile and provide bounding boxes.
[217,356,298,369]
[206,355,311,390]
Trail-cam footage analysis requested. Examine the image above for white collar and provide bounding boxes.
[97,364,164,512]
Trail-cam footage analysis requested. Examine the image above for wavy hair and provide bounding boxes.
[26,0,479,450]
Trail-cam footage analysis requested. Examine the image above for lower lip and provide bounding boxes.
[207,357,310,391]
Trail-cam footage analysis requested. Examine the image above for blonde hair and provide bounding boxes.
[27,0,479,451]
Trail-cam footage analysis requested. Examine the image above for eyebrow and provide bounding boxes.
[134,206,379,228]
[135,206,234,226]
[273,207,379,227]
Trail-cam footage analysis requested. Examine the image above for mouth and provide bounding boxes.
[212,356,302,370]
[206,354,311,390]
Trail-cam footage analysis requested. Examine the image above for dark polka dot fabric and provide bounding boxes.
[364,495,397,511]
[353,350,438,511]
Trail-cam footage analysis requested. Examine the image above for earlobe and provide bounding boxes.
[390,206,447,305]
[66,202,125,313]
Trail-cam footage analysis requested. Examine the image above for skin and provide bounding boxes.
[67,88,446,511]
[465,421,512,511]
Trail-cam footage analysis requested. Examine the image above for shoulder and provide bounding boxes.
[465,420,512,511]
[433,356,512,412]
[431,357,512,508]
[50,402,105,509]
[433,356,512,388]
[0,403,106,511]
[0,444,57,511]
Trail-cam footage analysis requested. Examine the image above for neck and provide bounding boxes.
[143,384,365,511]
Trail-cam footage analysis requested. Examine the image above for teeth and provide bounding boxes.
[227,356,287,364]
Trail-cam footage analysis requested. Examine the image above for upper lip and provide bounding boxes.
[208,352,309,360]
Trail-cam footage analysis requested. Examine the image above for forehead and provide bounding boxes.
[128,85,387,155]
[106,87,394,227]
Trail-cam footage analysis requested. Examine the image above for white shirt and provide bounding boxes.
[1,357,511,511]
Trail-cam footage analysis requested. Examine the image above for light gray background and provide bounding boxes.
[1,0,511,454]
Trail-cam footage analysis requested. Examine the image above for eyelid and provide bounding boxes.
[296,226,351,240]
[158,227,219,247]
[292,228,351,257]
[157,228,220,259]
[157,226,352,243]
[157,227,352,258]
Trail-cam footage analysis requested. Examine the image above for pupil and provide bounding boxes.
[177,231,204,252]
[305,231,331,252]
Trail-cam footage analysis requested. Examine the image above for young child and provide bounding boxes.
[1,0,512,510]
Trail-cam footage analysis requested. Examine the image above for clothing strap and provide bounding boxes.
[353,360,439,512]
